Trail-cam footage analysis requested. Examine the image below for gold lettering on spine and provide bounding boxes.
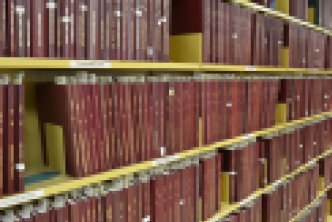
[106,6,109,49]
[27,19,30,47]
[107,206,112,219]
[92,11,96,47]
[38,13,41,47]
[19,10,22,47]
[50,8,55,44]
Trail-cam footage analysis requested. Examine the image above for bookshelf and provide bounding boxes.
[0,0,332,221]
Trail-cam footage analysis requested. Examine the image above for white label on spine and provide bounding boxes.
[115,11,121,17]
[16,163,25,170]
[46,2,57,9]
[135,10,142,17]
[160,147,166,156]
[226,103,232,107]
[300,144,303,148]
[245,66,256,71]
[0,189,44,208]
[70,61,110,68]
[80,5,87,11]
[232,33,237,39]
[147,47,153,56]
[62,16,71,23]
[180,199,184,205]
[16,5,25,13]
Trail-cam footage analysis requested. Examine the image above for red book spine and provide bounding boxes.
[162,0,170,61]
[98,0,105,59]
[86,0,98,59]
[96,81,105,172]
[60,0,72,58]
[14,78,24,192]
[15,0,26,57]
[68,202,79,222]
[106,193,113,222]
[31,0,46,57]
[0,0,5,56]
[74,80,84,178]
[211,0,216,63]
[74,0,87,59]
[0,83,3,197]
[83,81,92,176]
[4,83,15,195]
[202,0,211,63]
[46,0,57,57]
[7,0,16,56]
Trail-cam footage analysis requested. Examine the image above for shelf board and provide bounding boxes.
[0,58,331,73]
[231,0,331,35]
[206,148,332,222]
[0,58,200,70]
[0,111,329,210]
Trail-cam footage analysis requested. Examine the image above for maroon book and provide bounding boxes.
[4,80,15,195]
[74,0,87,59]
[0,0,6,56]
[46,0,57,57]
[86,0,98,59]
[14,74,24,193]
[15,0,27,57]
[31,0,46,57]
[6,0,16,56]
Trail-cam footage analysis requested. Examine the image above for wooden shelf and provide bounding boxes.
[0,58,332,74]
[231,0,332,35]
[0,111,330,210]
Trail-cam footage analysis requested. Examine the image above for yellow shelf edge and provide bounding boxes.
[0,58,332,73]
[207,147,332,222]
[231,0,330,35]
[0,111,330,210]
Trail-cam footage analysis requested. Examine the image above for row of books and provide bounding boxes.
[173,1,331,68]
[29,74,332,222]
[0,147,328,222]
[0,0,170,61]
[0,74,25,198]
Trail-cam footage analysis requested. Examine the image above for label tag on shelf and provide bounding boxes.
[245,66,256,71]
[70,61,111,68]
[152,155,179,166]
[0,189,44,208]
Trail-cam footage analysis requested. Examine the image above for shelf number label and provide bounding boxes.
[70,61,111,68]
[245,66,256,71]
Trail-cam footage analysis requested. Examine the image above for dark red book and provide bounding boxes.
[14,0,27,57]
[0,0,5,56]
[154,0,162,61]
[6,0,16,56]
[162,0,170,61]
[31,0,46,57]
[59,0,73,58]
[0,77,4,197]
[86,0,98,59]
[14,74,24,193]
[74,0,87,59]
[98,0,105,60]
[4,79,15,195]
[46,0,57,57]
